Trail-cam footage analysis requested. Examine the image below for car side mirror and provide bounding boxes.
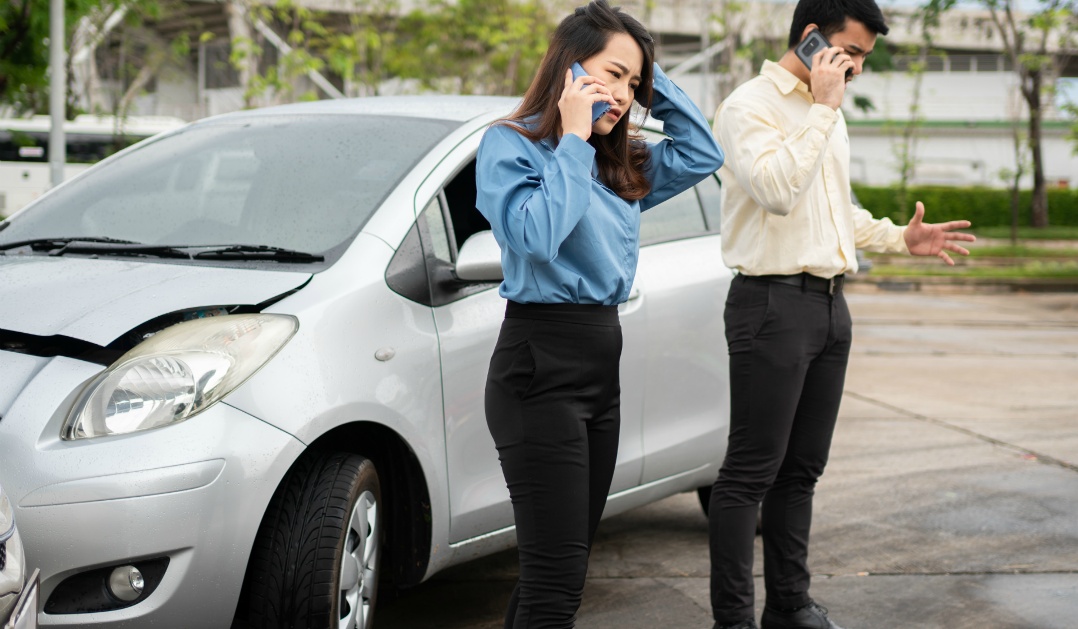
[455,230,503,282]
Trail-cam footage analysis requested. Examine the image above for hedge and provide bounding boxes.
[850,185,1078,228]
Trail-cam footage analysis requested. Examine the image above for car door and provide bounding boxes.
[635,173,734,484]
[418,149,648,544]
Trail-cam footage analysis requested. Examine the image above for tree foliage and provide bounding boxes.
[889,0,956,224]
[391,0,557,95]
[0,0,188,117]
[1,0,100,113]
[981,0,1078,227]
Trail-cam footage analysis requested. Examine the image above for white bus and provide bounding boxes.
[0,115,186,217]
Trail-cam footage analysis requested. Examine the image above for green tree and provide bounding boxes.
[1,0,189,121]
[1,0,102,114]
[890,0,955,224]
[982,0,1078,228]
[226,0,330,107]
[322,0,400,97]
[392,0,557,95]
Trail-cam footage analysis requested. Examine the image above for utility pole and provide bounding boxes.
[49,0,66,187]
[700,0,712,116]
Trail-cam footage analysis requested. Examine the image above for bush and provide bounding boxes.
[850,185,1078,228]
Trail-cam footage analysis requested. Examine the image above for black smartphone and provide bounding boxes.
[570,62,612,122]
[794,29,852,79]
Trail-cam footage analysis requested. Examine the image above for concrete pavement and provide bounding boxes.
[374,289,1078,629]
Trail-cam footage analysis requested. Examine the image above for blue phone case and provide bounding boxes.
[570,62,612,122]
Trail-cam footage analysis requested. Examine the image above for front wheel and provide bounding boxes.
[243,450,383,629]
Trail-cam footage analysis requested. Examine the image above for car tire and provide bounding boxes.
[244,450,382,629]
[696,485,763,536]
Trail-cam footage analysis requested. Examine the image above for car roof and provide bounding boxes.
[183,94,667,137]
[198,95,524,125]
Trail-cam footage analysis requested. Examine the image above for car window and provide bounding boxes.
[696,174,722,232]
[0,114,461,259]
[421,195,454,265]
[441,158,490,250]
[639,186,707,245]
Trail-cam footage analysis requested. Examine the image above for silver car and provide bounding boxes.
[0,97,732,628]
[1,482,37,629]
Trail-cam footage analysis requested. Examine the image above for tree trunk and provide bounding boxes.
[1027,68,1049,227]
[225,0,259,108]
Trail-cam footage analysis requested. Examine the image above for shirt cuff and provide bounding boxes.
[806,104,838,136]
[556,132,596,163]
[895,225,910,254]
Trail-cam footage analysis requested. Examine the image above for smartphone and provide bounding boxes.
[795,29,852,80]
[570,62,612,122]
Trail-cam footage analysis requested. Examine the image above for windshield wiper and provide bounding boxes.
[46,242,194,259]
[192,244,324,262]
[0,236,141,252]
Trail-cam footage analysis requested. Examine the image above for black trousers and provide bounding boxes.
[709,274,853,625]
[485,301,623,629]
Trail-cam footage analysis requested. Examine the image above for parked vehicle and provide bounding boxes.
[1,482,38,629]
[0,96,732,628]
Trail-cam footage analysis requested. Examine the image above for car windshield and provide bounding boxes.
[0,114,460,259]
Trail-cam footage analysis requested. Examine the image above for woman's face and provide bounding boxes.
[579,32,644,136]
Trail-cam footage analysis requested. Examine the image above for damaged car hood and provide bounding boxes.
[0,256,310,346]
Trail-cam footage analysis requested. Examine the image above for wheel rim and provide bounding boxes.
[339,489,379,629]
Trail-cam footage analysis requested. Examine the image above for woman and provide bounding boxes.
[476,1,724,626]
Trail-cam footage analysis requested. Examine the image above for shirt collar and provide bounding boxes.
[761,60,813,101]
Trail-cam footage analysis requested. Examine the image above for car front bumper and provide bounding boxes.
[0,353,305,629]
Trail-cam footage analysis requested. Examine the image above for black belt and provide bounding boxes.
[743,273,844,295]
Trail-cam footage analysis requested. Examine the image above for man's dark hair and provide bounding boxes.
[787,0,889,48]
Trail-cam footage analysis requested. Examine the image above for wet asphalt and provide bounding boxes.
[374,288,1078,629]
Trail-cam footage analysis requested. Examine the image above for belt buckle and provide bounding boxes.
[828,277,836,295]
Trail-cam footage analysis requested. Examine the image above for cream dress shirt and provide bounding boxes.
[713,60,907,278]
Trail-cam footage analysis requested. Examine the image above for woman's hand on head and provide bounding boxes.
[559,68,616,142]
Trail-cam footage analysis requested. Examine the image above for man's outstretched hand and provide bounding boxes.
[903,201,977,266]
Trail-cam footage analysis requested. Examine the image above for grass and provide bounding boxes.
[967,245,1078,258]
[869,261,1078,278]
[971,226,1078,240]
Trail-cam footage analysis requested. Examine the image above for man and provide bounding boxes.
[707,1,976,628]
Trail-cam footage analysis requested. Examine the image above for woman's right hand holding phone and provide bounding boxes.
[559,69,616,141]
[810,47,853,110]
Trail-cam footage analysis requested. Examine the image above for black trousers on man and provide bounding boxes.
[486,301,623,629]
[709,273,853,625]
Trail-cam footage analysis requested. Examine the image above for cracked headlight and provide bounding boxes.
[62,313,298,440]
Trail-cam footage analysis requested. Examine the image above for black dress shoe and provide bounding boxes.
[712,620,759,629]
[760,601,844,629]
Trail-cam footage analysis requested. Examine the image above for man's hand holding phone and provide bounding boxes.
[795,30,854,110]
[559,63,616,141]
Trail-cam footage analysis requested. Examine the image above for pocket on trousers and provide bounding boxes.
[504,338,539,399]
[724,279,772,351]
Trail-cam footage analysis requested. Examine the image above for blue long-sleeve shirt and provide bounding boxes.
[475,64,725,305]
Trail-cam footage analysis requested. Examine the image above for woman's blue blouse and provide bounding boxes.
[475,64,724,306]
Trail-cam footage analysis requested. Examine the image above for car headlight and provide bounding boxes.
[62,313,298,440]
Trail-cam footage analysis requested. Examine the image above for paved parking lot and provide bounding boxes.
[375,289,1078,629]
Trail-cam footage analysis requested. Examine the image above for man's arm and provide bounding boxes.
[851,202,908,254]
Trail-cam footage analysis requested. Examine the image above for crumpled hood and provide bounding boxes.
[0,256,310,346]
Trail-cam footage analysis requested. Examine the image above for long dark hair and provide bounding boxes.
[500,0,655,201]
